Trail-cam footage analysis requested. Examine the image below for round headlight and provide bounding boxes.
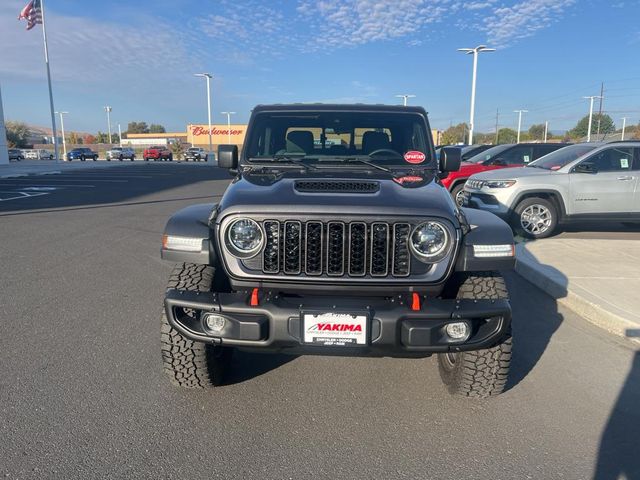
[410,222,449,261]
[227,218,263,256]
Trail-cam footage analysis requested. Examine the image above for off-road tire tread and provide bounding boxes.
[438,272,512,398]
[160,263,228,388]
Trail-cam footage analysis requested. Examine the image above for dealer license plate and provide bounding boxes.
[302,312,368,346]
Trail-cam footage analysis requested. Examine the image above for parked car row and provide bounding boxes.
[106,147,136,161]
[66,147,99,161]
[143,145,173,161]
[8,148,25,161]
[460,141,640,238]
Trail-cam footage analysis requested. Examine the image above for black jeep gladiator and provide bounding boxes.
[160,104,515,397]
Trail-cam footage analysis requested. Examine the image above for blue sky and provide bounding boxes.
[1,0,640,135]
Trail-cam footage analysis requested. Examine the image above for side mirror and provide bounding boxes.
[218,145,238,169]
[574,162,597,174]
[439,146,461,172]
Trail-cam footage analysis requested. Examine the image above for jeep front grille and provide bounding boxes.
[261,220,412,278]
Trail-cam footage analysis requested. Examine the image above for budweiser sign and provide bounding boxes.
[191,126,244,136]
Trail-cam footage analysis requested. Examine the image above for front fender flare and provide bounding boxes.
[161,203,217,265]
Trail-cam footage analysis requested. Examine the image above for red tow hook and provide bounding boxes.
[411,293,421,311]
[250,288,260,307]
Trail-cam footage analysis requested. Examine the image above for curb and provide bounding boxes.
[515,244,640,345]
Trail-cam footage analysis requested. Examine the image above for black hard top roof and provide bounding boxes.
[252,103,428,114]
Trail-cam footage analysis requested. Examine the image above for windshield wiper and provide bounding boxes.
[342,157,392,173]
[250,154,319,171]
[527,164,547,169]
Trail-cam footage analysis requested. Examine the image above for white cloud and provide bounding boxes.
[480,0,576,47]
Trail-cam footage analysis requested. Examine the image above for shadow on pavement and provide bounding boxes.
[223,351,297,386]
[0,164,231,215]
[594,329,640,480]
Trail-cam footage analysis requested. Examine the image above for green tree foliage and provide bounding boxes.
[441,123,468,145]
[127,122,149,134]
[68,132,80,144]
[149,124,166,134]
[528,124,546,141]
[170,141,185,158]
[5,121,30,148]
[496,128,517,144]
[568,114,615,139]
[83,134,96,144]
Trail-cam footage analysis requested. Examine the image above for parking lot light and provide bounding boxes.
[194,73,214,162]
[458,45,495,145]
[55,111,68,160]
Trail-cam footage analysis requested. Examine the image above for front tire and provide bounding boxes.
[438,272,512,398]
[161,263,233,388]
[512,197,558,239]
[451,182,467,207]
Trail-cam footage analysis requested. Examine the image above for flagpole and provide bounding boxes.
[40,0,59,163]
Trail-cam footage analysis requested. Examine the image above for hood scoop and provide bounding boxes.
[294,180,380,194]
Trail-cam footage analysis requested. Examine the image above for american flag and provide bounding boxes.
[18,0,42,31]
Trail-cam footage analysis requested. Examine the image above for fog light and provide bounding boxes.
[445,322,470,341]
[203,313,226,333]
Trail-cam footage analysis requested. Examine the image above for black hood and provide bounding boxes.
[216,169,459,222]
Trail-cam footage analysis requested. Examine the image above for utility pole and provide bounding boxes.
[118,123,122,147]
[621,117,627,141]
[583,96,602,142]
[0,84,8,165]
[55,111,68,160]
[514,110,528,143]
[596,82,604,139]
[395,94,415,106]
[194,73,214,162]
[544,121,548,143]
[458,45,495,145]
[494,108,499,144]
[104,106,112,144]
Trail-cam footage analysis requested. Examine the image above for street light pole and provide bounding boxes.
[118,123,122,147]
[194,73,213,162]
[104,106,112,144]
[395,94,415,106]
[458,45,495,145]
[55,111,68,160]
[544,121,548,143]
[621,117,627,141]
[220,111,236,144]
[514,110,528,144]
[583,96,602,142]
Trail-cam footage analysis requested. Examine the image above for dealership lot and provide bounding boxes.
[0,163,638,479]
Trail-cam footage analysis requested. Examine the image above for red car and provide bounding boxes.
[143,145,173,161]
[442,143,569,205]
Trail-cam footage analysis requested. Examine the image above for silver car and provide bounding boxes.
[463,142,640,238]
[106,147,136,161]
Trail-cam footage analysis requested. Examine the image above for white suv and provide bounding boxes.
[463,142,640,238]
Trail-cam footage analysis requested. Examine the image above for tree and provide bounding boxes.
[83,134,96,144]
[126,122,149,134]
[149,124,166,134]
[5,121,30,148]
[69,132,80,145]
[528,124,546,141]
[170,141,185,159]
[441,123,468,145]
[568,114,615,139]
[496,128,517,144]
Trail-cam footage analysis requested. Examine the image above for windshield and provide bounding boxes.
[245,110,434,168]
[465,144,512,163]
[528,144,598,170]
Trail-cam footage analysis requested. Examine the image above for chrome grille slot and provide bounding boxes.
[263,221,280,273]
[348,222,367,276]
[392,223,411,277]
[326,222,346,276]
[283,221,302,274]
[305,222,323,275]
[370,223,389,277]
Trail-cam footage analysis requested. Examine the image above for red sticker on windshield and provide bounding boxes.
[404,151,426,164]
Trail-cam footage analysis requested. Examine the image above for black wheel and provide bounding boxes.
[451,182,467,207]
[107,157,111,161]
[161,263,233,388]
[80,155,85,162]
[119,155,123,161]
[512,197,558,239]
[438,272,512,398]
[169,154,173,162]
[93,156,97,161]
[131,155,135,161]
[144,157,148,161]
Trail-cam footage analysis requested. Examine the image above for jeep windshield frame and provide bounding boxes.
[242,108,436,170]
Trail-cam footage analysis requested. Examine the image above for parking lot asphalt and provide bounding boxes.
[1,164,639,479]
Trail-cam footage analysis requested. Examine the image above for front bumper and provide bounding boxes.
[463,190,511,219]
[164,290,511,357]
